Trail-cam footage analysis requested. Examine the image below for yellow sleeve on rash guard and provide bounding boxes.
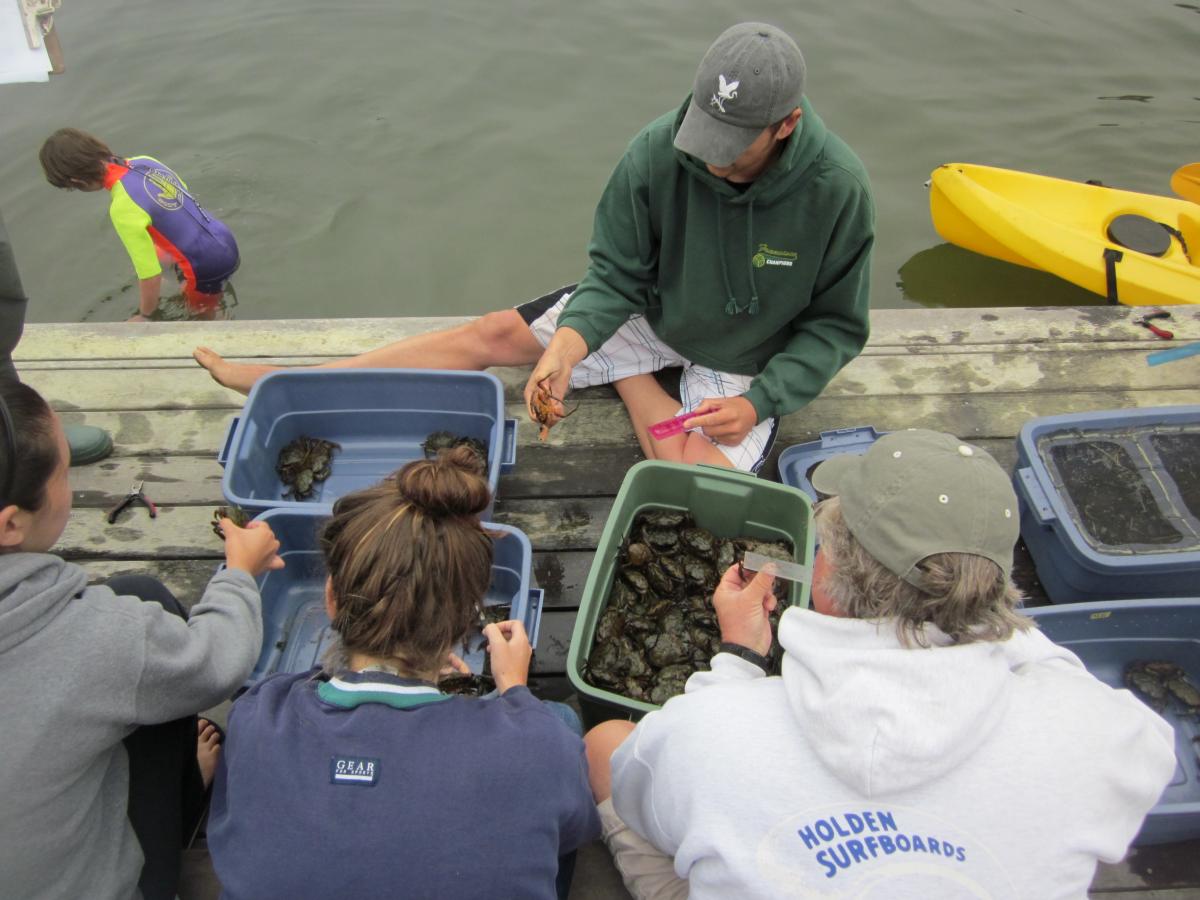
[109,182,162,280]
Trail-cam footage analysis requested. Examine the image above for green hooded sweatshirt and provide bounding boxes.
[556,95,874,421]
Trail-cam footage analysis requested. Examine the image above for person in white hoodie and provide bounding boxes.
[585,429,1177,900]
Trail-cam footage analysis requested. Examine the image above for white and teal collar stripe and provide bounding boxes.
[317,670,453,710]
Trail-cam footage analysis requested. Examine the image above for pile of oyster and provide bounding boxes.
[276,436,340,500]
[210,505,250,539]
[422,431,489,469]
[438,673,496,697]
[440,605,511,697]
[1125,660,1200,717]
[584,507,792,706]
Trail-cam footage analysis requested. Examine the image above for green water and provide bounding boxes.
[1,0,1196,322]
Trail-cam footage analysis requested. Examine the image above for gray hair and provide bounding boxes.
[814,497,1032,646]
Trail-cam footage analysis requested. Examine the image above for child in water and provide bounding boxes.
[0,379,283,900]
[39,127,240,321]
[208,445,601,900]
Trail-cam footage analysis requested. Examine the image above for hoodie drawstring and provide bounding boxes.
[746,201,760,315]
[719,197,760,316]
[716,197,739,315]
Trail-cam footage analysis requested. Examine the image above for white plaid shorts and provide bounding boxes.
[519,287,779,472]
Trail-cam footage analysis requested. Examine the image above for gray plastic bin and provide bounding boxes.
[1025,598,1200,845]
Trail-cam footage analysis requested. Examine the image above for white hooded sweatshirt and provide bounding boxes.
[610,608,1176,899]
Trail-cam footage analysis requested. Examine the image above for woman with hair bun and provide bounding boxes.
[208,445,601,900]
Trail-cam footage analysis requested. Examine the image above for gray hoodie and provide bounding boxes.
[0,553,262,900]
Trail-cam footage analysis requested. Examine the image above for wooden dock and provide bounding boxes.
[15,304,1200,898]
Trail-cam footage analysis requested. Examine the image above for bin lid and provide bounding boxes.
[1036,424,1200,554]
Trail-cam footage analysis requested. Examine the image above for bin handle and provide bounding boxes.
[217,417,240,467]
[695,463,759,480]
[1017,468,1056,525]
[820,425,883,448]
[500,419,518,473]
[525,588,544,649]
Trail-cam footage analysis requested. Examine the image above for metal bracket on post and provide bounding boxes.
[17,0,59,49]
[16,0,64,74]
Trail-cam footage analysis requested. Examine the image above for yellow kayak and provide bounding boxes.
[929,163,1200,306]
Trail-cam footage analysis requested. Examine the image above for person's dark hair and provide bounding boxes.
[320,445,494,674]
[39,128,115,189]
[0,380,59,511]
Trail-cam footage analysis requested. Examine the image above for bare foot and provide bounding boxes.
[196,718,222,789]
[192,346,275,395]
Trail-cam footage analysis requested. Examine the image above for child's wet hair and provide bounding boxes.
[320,445,494,674]
[0,381,59,511]
[39,128,115,189]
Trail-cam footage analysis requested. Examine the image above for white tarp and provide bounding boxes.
[0,0,51,84]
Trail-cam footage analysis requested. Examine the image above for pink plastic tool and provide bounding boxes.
[648,412,704,441]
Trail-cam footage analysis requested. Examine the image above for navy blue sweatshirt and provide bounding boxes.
[208,669,601,900]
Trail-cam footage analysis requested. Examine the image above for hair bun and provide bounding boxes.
[395,444,491,517]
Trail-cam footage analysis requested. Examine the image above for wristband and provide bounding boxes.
[718,642,772,672]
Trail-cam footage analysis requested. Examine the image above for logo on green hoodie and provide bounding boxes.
[752,243,799,269]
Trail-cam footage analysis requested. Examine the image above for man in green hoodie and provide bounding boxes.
[194,22,873,472]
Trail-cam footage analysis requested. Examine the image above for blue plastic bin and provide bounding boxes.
[246,508,543,684]
[1014,407,1200,603]
[777,426,887,501]
[1024,598,1200,845]
[219,369,516,516]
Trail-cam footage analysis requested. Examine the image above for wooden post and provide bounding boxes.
[42,18,63,75]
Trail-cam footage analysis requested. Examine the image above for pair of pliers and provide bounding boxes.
[1134,310,1174,340]
[106,481,158,524]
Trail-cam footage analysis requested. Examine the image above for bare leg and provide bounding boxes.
[584,719,637,803]
[196,719,222,790]
[194,308,543,395]
[614,374,687,461]
[614,374,732,467]
[680,431,734,468]
[185,288,222,322]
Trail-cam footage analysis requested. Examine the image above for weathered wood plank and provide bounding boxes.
[22,343,1200,416]
[64,436,1023,509]
[54,386,1199,485]
[56,498,614,559]
[16,332,1199,372]
[530,610,576,675]
[66,446,650,505]
[78,550,600,611]
[1089,839,1200,891]
[15,306,1200,362]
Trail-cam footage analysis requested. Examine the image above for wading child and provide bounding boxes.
[39,127,240,321]
[208,445,601,900]
[0,379,283,900]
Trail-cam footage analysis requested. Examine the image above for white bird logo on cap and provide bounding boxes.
[711,74,739,113]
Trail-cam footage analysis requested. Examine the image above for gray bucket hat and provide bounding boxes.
[674,22,806,167]
[811,430,1020,586]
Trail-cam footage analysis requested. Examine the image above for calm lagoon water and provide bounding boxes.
[1,0,1197,322]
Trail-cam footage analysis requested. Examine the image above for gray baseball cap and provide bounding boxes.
[674,23,806,167]
[811,430,1020,586]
